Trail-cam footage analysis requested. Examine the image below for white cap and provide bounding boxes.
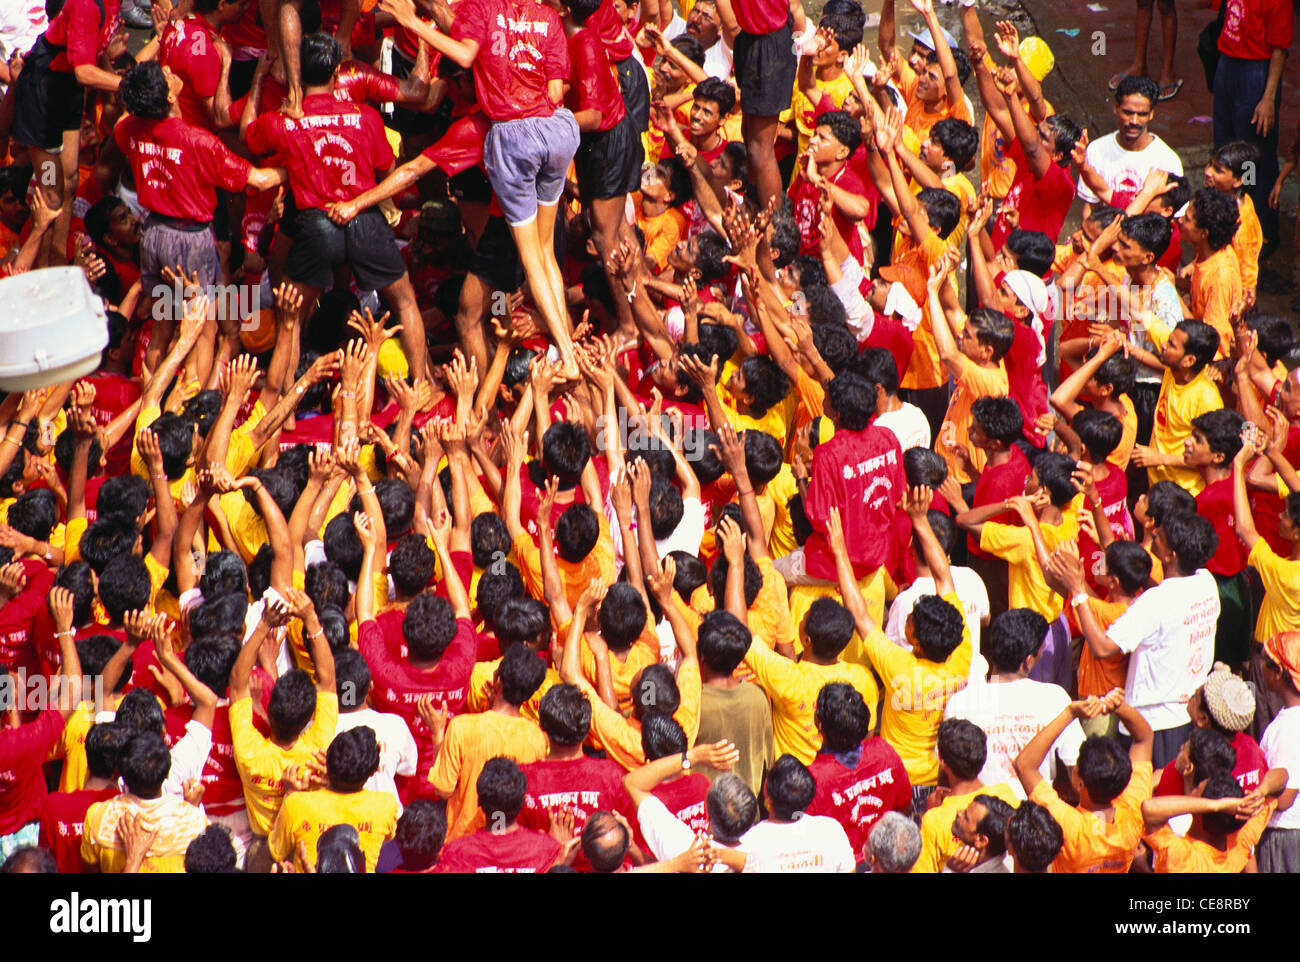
[1003,269,1049,317]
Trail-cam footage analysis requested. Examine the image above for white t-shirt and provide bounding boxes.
[943,677,1085,798]
[1106,570,1218,731]
[662,14,734,80]
[0,3,46,76]
[740,815,855,873]
[1261,705,1300,831]
[885,568,990,683]
[874,403,932,453]
[335,709,419,813]
[636,795,740,872]
[1075,131,1184,206]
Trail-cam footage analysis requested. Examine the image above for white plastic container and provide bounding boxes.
[0,267,109,392]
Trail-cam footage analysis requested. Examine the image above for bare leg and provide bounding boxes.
[513,203,577,376]
[51,129,80,267]
[1156,0,1177,87]
[1125,0,1155,78]
[454,271,493,374]
[742,113,783,211]
[379,273,428,381]
[589,194,636,340]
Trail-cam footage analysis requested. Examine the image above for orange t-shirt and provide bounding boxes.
[1030,761,1152,873]
[938,354,1008,484]
[1067,596,1132,697]
[1190,246,1242,359]
[1232,193,1262,292]
[897,59,973,142]
[512,523,617,616]
[1144,802,1274,873]
[898,232,952,391]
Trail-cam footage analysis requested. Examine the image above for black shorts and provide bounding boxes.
[12,62,83,152]
[286,207,407,291]
[615,56,650,134]
[732,16,796,117]
[575,110,643,203]
[468,215,525,293]
[449,166,493,205]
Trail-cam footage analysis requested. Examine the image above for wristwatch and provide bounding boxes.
[1070,592,1090,609]
[680,752,692,772]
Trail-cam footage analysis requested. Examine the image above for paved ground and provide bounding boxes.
[857,0,1300,319]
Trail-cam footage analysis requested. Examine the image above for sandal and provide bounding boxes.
[1157,78,1184,101]
[1108,70,1139,91]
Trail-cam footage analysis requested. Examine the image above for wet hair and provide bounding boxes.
[1086,204,1125,230]
[937,717,987,780]
[315,824,364,873]
[816,682,870,752]
[697,609,752,675]
[904,448,948,489]
[120,62,170,118]
[1072,408,1124,462]
[641,712,689,761]
[394,799,447,871]
[917,187,961,239]
[1201,772,1247,837]
[986,608,1047,674]
[696,322,740,368]
[1095,351,1136,397]
[55,562,96,626]
[200,550,249,601]
[185,825,239,873]
[1007,800,1063,871]
[909,594,965,661]
[301,32,342,86]
[470,512,512,569]
[1005,229,1056,278]
[966,308,1015,362]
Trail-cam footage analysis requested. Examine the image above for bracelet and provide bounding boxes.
[152,474,166,481]
[357,485,375,496]
[736,488,753,497]
[340,391,356,399]
[308,628,325,640]
[1,437,19,447]
[55,630,74,638]
[10,420,29,432]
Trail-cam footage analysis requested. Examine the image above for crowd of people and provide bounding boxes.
[0,0,1296,874]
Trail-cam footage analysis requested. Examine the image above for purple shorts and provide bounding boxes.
[482,110,580,227]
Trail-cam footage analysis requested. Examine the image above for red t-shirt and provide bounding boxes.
[0,561,56,681]
[1155,731,1270,796]
[650,772,711,835]
[39,785,119,872]
[334,61,403,107]
[991,141,1075,247]
[1005,320,1049,449]
[0,710,66,835]
[861,313,915,384]
[45,0,119,73]
[449,0,570,123]
[1249,427,1300,556]
[358,615,477,802]
[589,0,634,61]
[245,94,394,211]
[221,2,266,49]
[165,702,244,817]
[517,457,611,541]
[159,16,224,131]
[83,372,141,478]
[730,0,788,34]
[114,115,253,222]
[420,111,492,176]
[1078,465,1133,593]
[802,425,906,581]
[789,163,875,263]
[566,27,625,131]
[967,446,1031,557]
[434,825,561,872]
[806,738,912,861]
[1157,218,1183,272]
[518,754,634,866]
[1197,477,1248,576]
[1216,0,1294,61]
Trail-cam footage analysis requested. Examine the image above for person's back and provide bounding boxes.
[696,680,773,796]
[740,756,854,873]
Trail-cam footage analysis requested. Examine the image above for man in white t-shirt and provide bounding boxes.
[1257,630,1300,873]
[662,0,734,81]
[333,650,418,813]
[737,755,855,872]
[943,610,1084,798]
[885,508,989,682]
[1076,76,1183,216]
[1055,510,1219,768]
[858,347,931,453]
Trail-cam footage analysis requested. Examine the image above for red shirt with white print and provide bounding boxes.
[566,26,625,131]
[159,15,224,131]
[45,0,119,73]
[806,737,912,861]
[114,115,253,222]
[449,0,570,123]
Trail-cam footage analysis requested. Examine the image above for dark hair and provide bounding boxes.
[7,489,55,541]
[693,230,733,283]
[1189,187,1240,251]
[817,109,862,156]
[646,475,685,540]
[819,9,864,50]
[53,428,102,478]
[1086,204,1125,231]
[910,594,965,661]
[499,644,547,707]
[804,598,855,660]
[765,754,817,820]
[84,722,132,779]
[855,346,900,396]
[476,756,528,823]
[738,355,791,418]
[267,669,318,742]
[669,550,708,603]
[707,545,762,610]
[986,608,1047,674]
[1076,736,1133,804]
[967,307,1015,362]
[1161,510,1219,573]
[305,560,350,613]
[582,810,630,873]
[1043,114,1082,163]
[334,649,372,708]
[541,420,591,483]
[326,726,380,789]
[55,562,96,627]
[1210,140,1261,182]
[632,663,680,720]
[394,799,447,871]
[900,450,945,492]
[1200,772,1246,837]
[971,396,1023,446]
[120,61,171,118]
[742,429,783,487]
[555,503,600,563]
[1189,727,1237,783]
[475,564,525,623]
[1007,800,1063,871]
[1249,314,1293,367]
[96,474,151,524]
[184,638,240,697]
[301,31,342,86]
[697,610,751,675]
[115,688,166,735]
[1104,540,1152,594]
[816,682,871,752]
[119,731,172,796]
[402,591,460,662]
[1120,211,1172,260]
[669,34,705,66]
[1114,74,1159,110]
[493,596,550,651]
[1072,408,1124,462]
[185,825,239,873]
[80,515,143,576]
[1191,408,1245,464]
[537,683,591,746]
[597,583,647,651]
[1146,480,1196,528]
[1005,229,1056,277]
[97,555,151,623]
[1031,451,1079,508]
[641,712,689,761]
[470,512,512,569]
[917,187,961,239]
[827,371,877,431]
[810,322,858,375]
[926,509,958,557]
[315,824,364,873]
[930,117,979,170]
[708,774,758,842]
[1095,352,1136,397]
[693,77,736,116]
[323,513,363,581]
[567,0,601,23]
[970,794,1014,856]
[389,533,435,597]
[937,717,987,780]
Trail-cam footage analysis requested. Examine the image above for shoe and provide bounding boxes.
[121,3,153,29]
[1157,79,1184,101]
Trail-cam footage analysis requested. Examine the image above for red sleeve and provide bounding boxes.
[544,10,571,81]
[419,113,490,176]
[1266,0,1294,47]
[803,446,837,526]
[244,114,276,159]
[570,34,605,114]
[63,0,104,70]
[197,130,255,192]
[0,710,66,770]
[179,42,222,99]
[365,70,402,105]
[1154,760,1183,797]
[448,0,488,46]
[358,618,400,684]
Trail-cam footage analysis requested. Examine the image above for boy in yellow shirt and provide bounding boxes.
[1205,140,1263,296]
[1014,690,1154,874]
[1232,434,1300,643]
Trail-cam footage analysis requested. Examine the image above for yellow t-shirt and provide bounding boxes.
[938,355,1009,485]
[765,465,800,561]
[786,70,854,154]
[1145,802,1274,873]
[979,510,1081,622]
[80,793,209,874]
[1108,395,1139,471]
[1031,761,1152,873]
[230,692,340,836]
[912,781,1019,873]
[467,658,559,720]
[1149,372,1224,496]
[268,787,398,872]
[742,641,880,765]
[1248,538,1300,642]
[577,659,702,770]
[429,710,549,841]
[860,590,973,786]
